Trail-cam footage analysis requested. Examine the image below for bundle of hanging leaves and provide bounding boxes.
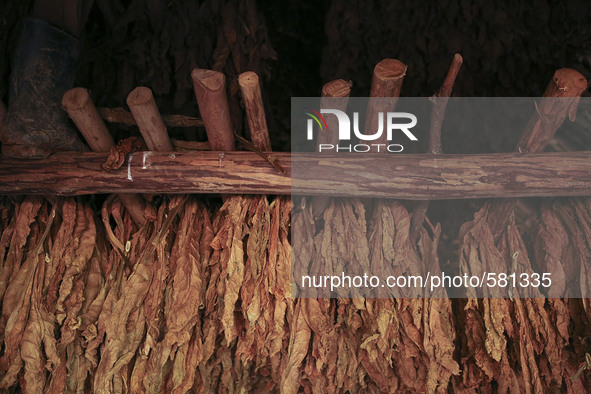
[0,194,291,392]
[0,193,590,392]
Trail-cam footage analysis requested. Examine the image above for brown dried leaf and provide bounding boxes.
[101,136,147,170]
[280,300,310,394]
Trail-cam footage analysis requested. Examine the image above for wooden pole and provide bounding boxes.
[191,68,235,151]
[369,59,407,98]
[239,71,271,151]
[126,87,173,151]
[98,107,203,128]
[410,54,463,240]
[2,151,591,199]
[62,87,115,151]
[235,73,279,171]
[312,79,353,217]
[429,53,463,155]
[322,78,353,99]
[516,68,588,153]
[193,68,237,201]
[318,79,351,148]
[171,139,210,151]
[366,59,407,149]
[62,88,147,226]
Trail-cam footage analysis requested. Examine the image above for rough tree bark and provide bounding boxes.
[1,151,591,198]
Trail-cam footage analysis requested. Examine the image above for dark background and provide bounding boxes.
[1,0,591,263]
[2,0,591,150]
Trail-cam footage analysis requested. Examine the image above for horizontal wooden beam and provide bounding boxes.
[0,151,590,199]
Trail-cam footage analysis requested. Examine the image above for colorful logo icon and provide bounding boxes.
[304,108,328,132]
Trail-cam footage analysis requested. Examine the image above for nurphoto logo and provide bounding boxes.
[306,109,418,152]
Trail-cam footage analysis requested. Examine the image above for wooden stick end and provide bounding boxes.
[126,87,154,107]
[192,68,225,91]
[238,71,259,88]
[551,68,588,96]
[374,59,407,81]
[322,79,352,98]
[62,87,91,110]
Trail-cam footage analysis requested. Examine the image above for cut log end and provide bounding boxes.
[238,71,259,88]
[370,59,408,99]
[322,79,352,98]
[373,59,408,81]
[62,87,91,110]
[126,87,155,107]
[192,68,225,91]
[548,68,588,97]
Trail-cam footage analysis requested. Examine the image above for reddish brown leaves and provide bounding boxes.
[0,194,588,391]
[456,198,591,391]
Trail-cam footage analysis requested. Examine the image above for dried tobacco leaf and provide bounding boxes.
[21,252,52,393]
[0,184,587,392]
[56,203,96,336]
[457,204,513,389]
[280,300,310,394]
[0,204,54,389]
[142,199,212,392]
[94,198,184,392]
[0,196,43,309]
[43,199,77,311]
[101,137,147,171]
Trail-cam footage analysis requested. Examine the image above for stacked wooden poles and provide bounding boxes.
[62,87,147,226]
